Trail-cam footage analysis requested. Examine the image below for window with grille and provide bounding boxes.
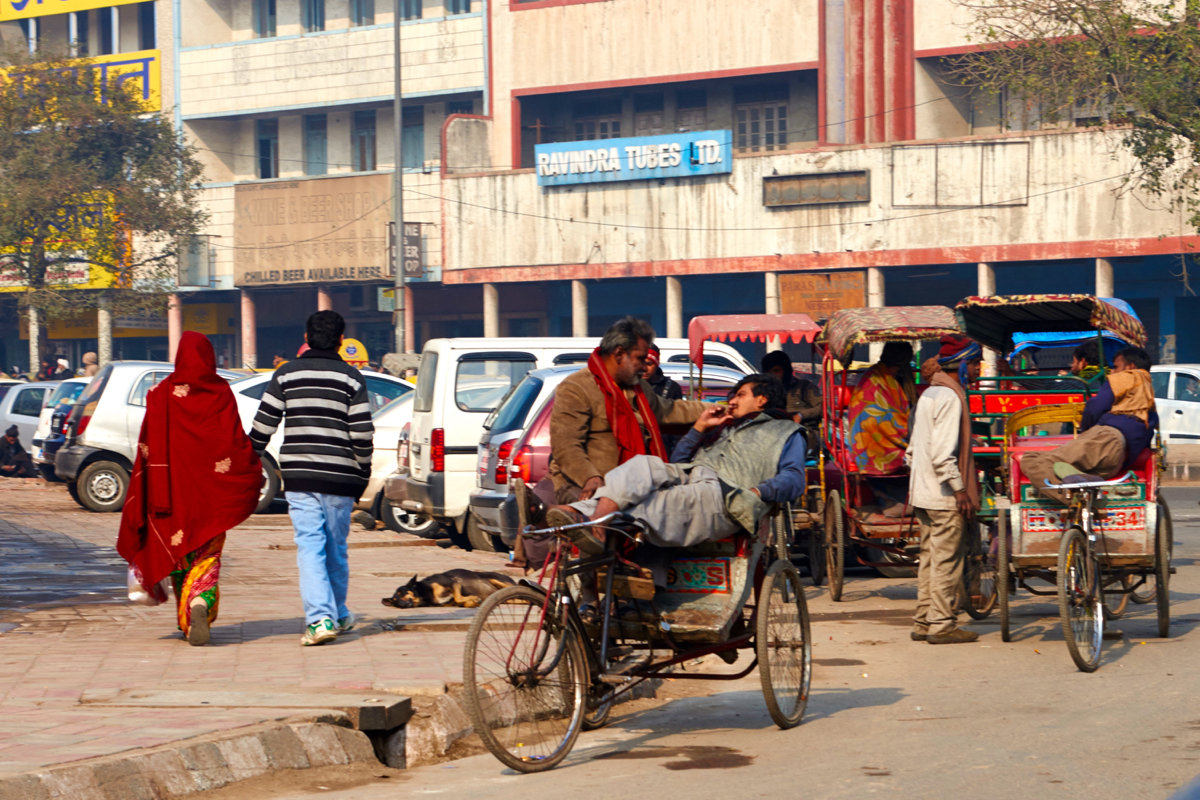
[253,0,276,37]
[304,115,327,176]
[734,102,788,153]
[352,111,377,172]
[302,0,325,32]
[400,0,421,19]
[351,0,375,25]
[446,0,472,14]
[574,117,621,141]
[256,119,279,179]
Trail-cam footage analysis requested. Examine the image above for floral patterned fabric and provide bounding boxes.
[170,533,224,635]
[820,306,961,366]
[954,294,1146,353]
[847,364,911,475]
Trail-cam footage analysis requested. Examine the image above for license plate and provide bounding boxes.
[665,557,733,594]
[32,447,43,462]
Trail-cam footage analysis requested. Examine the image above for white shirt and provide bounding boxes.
[904,385,965,511]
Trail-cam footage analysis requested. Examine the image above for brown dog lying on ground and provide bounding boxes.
[381,569,516,609]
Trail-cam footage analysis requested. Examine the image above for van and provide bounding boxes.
[400,337,752,548]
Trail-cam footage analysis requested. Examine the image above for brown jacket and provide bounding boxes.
[549,368,705,499]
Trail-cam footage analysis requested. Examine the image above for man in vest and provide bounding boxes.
[546,373,805,553]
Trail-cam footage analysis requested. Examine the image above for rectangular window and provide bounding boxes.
[256,119,279,179]
[456,358,537,413]
[302,0,325,32]
[400,0,422,20]
[573,117,621,141]
[446,0,472,14]
[74,12,89,56]
[735,102,788,153]
[352,110,377,172]
[137,1,155,50]
[98,8,115,55]
[676,88,707,131]
[446,99,473,115]
[350,0,375,25]
[253,0,276,38]
[303,115,328,176]
[402,108,424,168]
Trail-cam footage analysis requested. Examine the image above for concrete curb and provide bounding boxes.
[0,714,377,800]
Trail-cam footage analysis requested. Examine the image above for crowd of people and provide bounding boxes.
[0,352,100,382]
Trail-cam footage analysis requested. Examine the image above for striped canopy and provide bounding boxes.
[687,314,821,369]
[819,305,961,366]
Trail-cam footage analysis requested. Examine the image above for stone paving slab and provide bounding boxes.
[0,479,516,780]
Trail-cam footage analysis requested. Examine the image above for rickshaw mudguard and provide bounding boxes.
[649,538,764,643]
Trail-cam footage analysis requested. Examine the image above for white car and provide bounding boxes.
[230,370,415,512]
[1151,365,1200,445]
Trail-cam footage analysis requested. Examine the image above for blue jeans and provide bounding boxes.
[286,491,354,625]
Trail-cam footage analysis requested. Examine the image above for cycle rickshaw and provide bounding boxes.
[687,313,828,584]
[818,305,963,601]
[461,490,813,772]
[955,294,1171,672]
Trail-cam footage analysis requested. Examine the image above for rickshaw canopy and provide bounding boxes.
[818,305,961,367]
[955,294,1146,353]
[687,314,822,369]
[1009,297,1143,364]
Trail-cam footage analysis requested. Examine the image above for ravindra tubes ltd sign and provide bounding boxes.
[535,130,732,187]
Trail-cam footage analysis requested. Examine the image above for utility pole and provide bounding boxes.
[391,0,406,354]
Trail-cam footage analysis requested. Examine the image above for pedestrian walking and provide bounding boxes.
[249,310,373,646]
[116,332,263,646]
[905,335,982,645]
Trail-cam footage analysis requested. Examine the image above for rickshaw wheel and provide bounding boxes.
[1101,575,1132,619]
[1058,527,1103,673]
[998,513,1011,642]
[807,525,827,587]
[756,561,812,729]
[824,491,845,602]
[963,521,998,621]
[1156,504,1171,638]
[462,585,588,772]
[1133,498,1171,604]
[582,685,614,730]
[770,504,794,562]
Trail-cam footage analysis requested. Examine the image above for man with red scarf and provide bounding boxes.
[546,317,706,507]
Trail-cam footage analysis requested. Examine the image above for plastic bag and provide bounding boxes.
[127,565,169,606]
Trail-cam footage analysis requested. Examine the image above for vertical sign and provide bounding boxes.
[388,221,424,278]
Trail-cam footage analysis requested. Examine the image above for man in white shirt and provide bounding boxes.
[905,335,982,645]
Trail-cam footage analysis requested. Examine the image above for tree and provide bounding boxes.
[952,0,1200,238]
[0,48,206,369]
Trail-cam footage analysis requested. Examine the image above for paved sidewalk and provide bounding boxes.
[0,480,512,779]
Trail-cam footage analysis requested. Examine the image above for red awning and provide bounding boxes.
[688,314,822,368]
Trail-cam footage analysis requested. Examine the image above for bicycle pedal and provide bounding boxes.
[598,673,635,685]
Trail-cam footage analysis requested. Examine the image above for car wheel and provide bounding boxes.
[256,458,281,514]
[76,460,129,513]
[465,513,496,552]
[377,493,441,537]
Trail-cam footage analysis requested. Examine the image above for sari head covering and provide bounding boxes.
[117,332,263,593]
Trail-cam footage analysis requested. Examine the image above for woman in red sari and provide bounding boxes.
[117,332,262,645]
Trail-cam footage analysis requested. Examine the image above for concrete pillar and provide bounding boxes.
[571,280,588,338]
[240,290,257,369]
[977,262,997,376]
[404,286,415,353]
[26,305,39,377]
[97,296,113,368]
[867,267,885,362]
[167,293,183,362]
[483,283,499,338]
[764,271,782,351]
[1095,257,1114,298]
[665,277,683,339]
[317,285,333,311]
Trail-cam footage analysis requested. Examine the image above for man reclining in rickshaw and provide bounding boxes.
[545,373,806,555]
[1020,346,1158,504]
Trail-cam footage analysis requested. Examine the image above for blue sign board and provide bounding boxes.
[535,130,733,187]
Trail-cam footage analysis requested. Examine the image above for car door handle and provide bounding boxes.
[1175,409,1184,414]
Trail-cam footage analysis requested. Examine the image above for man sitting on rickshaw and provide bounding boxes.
[1020,346,1158,504]
[545,373,806,555]
[848,342,916,516]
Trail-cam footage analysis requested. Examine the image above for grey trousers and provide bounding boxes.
[1020,426,1126,504]
[913,507,966,636]
[571,455,741,548]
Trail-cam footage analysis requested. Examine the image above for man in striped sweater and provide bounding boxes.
[250,311,374,646]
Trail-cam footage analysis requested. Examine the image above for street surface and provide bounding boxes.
[249,487,1200,800]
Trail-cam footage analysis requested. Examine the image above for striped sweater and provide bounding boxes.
[249,350,374,498]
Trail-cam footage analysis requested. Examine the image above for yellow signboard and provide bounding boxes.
[6,49,163,112]
[19,303,237,340]
[0,0,144,22]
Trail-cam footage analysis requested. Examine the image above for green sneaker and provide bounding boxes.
[301,618,337,646]
[336,611,356,633]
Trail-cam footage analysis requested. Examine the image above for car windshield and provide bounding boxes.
[366,376,412,411]
[49,381,88,406]
[484,375,544,434]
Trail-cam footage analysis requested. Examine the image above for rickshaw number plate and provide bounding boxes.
[1021,505,1146,534]
[665,558,732,594]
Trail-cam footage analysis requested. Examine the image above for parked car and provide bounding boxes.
[359,395,438,537]
[230,370,415,512]
[31,378,92,480]
[459,363,747,551]
[1151,364,1200,445]
[402,336,752,550]
[56,363,241,513]
[0,380,57,450]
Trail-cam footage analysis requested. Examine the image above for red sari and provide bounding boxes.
[117,332,262,633]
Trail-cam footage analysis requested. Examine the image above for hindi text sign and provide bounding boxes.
[779,272,867,320]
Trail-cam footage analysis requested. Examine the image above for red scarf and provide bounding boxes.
[587,348,667,463]
[117,332,263,591]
